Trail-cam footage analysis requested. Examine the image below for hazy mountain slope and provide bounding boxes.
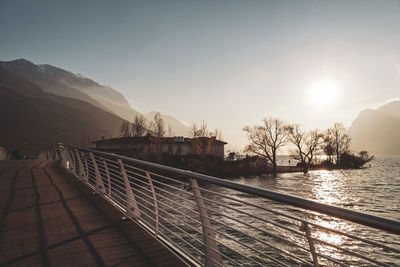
[1,58,192,137]
[0,59,109,111]
[376,100,400,119]
[38,63,143,121]
[145,111,191,136]
[348,101,400,155]
[0,67,123,156]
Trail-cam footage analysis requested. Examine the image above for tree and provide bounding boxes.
[150,112,165,158]
[210,128,223,140]
[152,112,165,139]
[339,151,374,168]
[288,125,323,173]
[189,121,222,159]
[322,129,335,164]
[243,117,289,175]
[329,122,351,166]
[167,124,174,137]
[119,121,131,137]
[190,120,209,138]
[132,115,147,137]
[226,151,240,161]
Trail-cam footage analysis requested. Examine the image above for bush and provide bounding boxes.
[339,151,374,169]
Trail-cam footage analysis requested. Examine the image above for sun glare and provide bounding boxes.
[308,78,339,107]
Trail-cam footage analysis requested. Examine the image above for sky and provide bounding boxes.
[1,0,400,150]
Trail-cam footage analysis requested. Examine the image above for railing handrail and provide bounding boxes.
[66,145,400,235]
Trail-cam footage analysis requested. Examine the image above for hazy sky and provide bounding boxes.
[1,0,399,149]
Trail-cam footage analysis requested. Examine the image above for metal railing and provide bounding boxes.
[57,145,400,267]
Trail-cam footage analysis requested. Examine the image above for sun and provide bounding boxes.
[308,78,339,107]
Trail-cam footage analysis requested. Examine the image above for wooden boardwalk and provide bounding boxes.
[0,160,188,267]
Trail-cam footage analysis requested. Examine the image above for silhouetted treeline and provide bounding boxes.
[243,117,374,174]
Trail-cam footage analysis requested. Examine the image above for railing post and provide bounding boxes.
[190,178,223,267]
[117,159,140,219]
[103,160,112,198]
[68,148,76,174]
[145,171,159,237]
[75,149,87,182]
[300,222,319,267]
[54,149,59,160]
[59,147,67,168]
[90,152,106,194]
[83,153,89,179]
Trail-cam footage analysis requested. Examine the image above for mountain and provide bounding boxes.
[0,59,190,134]
[0,59,109,111]
[145,111,191,137]
[376,100,400,119]
[36,63,144,121]
[0,65,123,156]
[348,100,400,155]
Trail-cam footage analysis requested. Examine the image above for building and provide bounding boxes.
[92,135,227,160]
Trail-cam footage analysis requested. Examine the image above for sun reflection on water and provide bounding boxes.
[309,170,359,262]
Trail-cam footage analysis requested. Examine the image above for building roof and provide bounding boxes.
[92,136,227,145]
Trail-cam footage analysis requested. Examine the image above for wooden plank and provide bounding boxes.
[0,160,189,267]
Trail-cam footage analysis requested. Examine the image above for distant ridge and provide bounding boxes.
[0,58,190,134]
[348,100,400,155]
[0,58,191,155]
[0,65,123,156]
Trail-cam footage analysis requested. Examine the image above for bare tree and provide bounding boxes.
[288,125,323,173]
[322,129,336,164]
[132,115,147,137]
[243,117,289,174]
[167,124,174,137]
[119,121,131,137]
[210,128,223,140]
[190,122,199,138]
[150,112,165,158]
[190,121,223,158]
[152,112,165,139]
[328,122,351,166]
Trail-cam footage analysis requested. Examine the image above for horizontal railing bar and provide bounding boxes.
[206,245,245,267]
[312,237,392,267]
[198,202,310,253]
[131,206,207,261]
[106,182,202,230]
[128,198,206,256]
[198,211,312,265]
[107,172,197,211]
[124,164,189,186]
[111,179,203,228]
[191,187,305,237]
[125,168,192,196]
[196,184,400,253]
[207,227,291,267]
[70,146,400,235]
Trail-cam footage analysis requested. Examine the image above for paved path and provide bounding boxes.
[0,160,188,267]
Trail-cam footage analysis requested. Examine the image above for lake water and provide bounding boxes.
[131,156,400,266]
[210,156,400,266]
[235,156,400,221]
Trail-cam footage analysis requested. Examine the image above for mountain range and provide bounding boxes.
[0,59,190,156]
[348,100,400,155]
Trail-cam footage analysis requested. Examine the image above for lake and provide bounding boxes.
[208,156,400,265]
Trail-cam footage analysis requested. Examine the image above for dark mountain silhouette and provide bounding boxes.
[0,66,123,156]
[0,59,190,134]
[348,100,400,155]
